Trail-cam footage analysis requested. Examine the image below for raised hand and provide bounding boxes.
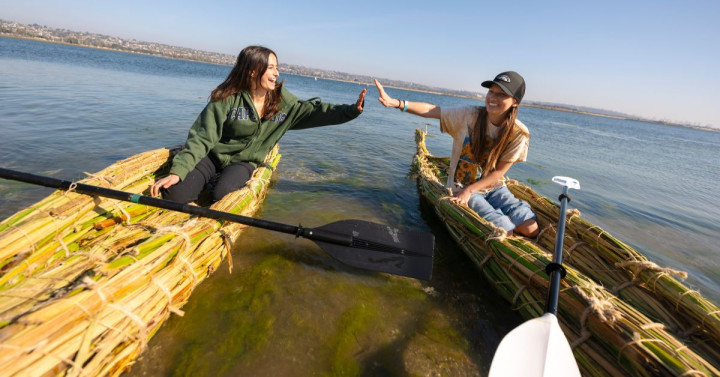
[356,88,367,111]
[374,79,400,108]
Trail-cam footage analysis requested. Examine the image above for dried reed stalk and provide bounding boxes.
[0,145,281,377]
[413,129,720,376]
[507,180,720,363]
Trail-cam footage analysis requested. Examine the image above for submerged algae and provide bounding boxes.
[128,224,492,377]
[169,255,291,377]
[402,309,480,377]
[325,299,380,376]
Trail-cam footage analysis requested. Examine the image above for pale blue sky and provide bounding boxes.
[3,0,719,128]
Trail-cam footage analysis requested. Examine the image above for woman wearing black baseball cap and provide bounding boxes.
[374,72,538,237]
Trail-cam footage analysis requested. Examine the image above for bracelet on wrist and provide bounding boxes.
[402,100,409,112]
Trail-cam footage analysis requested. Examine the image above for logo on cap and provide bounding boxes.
[496,75,511,83]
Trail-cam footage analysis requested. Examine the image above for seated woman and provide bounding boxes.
[151,45,366,203]
[374,72,538,237]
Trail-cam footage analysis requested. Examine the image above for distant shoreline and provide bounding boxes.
[2,34,717,133]
[0,34,229,65]
[298,75,719,132]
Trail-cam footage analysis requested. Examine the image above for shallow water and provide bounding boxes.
[2,37,719,376]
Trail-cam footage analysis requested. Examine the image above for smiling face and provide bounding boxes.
[485,84,518,122]
[251,53,279,95]
[259,53,279,92]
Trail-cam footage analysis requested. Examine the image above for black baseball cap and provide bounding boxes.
[482,71,525,103]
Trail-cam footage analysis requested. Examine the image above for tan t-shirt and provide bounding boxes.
[440,106,530,189]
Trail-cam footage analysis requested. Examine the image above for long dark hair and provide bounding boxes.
[470,106,527,175]
[210,45,283,119]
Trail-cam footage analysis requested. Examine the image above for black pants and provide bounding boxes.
[162,156,255,204]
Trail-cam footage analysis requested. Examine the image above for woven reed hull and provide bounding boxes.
[413,129,720,376]
[0,144,281,377]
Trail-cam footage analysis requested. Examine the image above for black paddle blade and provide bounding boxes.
[310,219,434,280]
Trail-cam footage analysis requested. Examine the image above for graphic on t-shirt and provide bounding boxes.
[454,135,496,186]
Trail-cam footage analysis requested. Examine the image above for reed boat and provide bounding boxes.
[413,129,720,376]
[0,144,281,376]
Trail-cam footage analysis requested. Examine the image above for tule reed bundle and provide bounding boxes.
[0,144,281,376]
[413,129,719,376]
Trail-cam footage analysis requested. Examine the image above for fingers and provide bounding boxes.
[449,198,466,206]
[358,88,367,102]
[154,179,170,197]
[150,181,159,197]
[373,79,394,107]
[357,88,367,111]
[150,179,163,197]
[150,175,179,197]
[449,194,469,206]
[374,79,386,97]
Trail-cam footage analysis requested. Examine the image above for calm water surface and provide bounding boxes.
[1,37,719,376]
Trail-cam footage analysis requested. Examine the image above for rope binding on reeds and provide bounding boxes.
[570,281,623,348]
[413,128,720,375]
[616,260,688,280]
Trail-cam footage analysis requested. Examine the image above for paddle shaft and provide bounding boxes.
[0,167,353,246]
[545,185,570,315]
[489,180,581,377]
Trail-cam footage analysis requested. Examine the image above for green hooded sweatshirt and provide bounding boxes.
[170,86,362,180]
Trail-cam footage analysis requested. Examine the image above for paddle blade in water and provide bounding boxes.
[489,313,581,377]
[310,219,434,280]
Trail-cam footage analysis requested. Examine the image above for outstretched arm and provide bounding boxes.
[291,87,366,130]
[374,79,441,119]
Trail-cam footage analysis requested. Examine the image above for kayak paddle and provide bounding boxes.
[488,176,582,377]
[0,168,434,280]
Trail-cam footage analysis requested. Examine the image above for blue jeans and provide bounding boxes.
[467,186,537,232]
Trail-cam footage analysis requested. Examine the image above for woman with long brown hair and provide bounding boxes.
[151,45,366,202]
[374,72,538,237]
